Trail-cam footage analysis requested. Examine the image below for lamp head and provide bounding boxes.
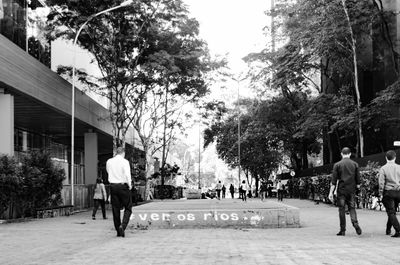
[120,0,134,7]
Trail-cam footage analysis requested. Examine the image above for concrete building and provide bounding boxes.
[0,0,143,210]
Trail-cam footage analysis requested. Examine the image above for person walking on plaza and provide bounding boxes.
[106,147,133,237]
[328,147,362,236]
[299,178,305,199]
[259,181,268,201]
[240,180,248,201]
[222,184,226,199]
[92,178,107,220]
[277,180,283,201]
[215,180,222,200]
[229,184,235,199]
[378,150,400,237]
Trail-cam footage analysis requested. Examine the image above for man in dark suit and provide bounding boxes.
[328,147,362,236]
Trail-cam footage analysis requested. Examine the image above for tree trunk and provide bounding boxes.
[341,0,364,157]
[327,130,333,164]
[161,84,169,188]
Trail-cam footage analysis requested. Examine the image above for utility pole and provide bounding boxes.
[237,80,241,184]
[198,114,201,190]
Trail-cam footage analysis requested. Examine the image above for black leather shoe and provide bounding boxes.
[119,225,125,238]
[386,230,391,235]
[336,231,345,236]
[391,232,400,238]
[354,224,362,235]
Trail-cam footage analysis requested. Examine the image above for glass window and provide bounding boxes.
[0,0,27,50]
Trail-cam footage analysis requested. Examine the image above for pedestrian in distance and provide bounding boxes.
[267,182,273,198]
[378,150,400,237]
[259,181,268,201]
[277,180,283,201]
[229,184,235,199]
[328,147,362,236]
[240,180,248,202]
[299,178,305,199]
[106,147,133,238]
[222,184,226,199]
[92,178,107,220]
[215,180,222,200]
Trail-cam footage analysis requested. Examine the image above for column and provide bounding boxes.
[84,132,98,185]
[0,91,14,156]
[22,131,28,151]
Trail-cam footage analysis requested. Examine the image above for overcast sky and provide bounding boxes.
[183,0,269,74]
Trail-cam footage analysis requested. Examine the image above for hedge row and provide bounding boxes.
[286,162,380,203]
[0,152,65,218]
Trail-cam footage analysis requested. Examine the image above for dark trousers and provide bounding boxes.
[277,190,283,201]
[92,199,106,218]
[241,190,247,201]
[383,190,400,233]
[230,191,234,199]
[386,200,399,232]
[337,193,359,231]
[222,191,225,198]
[110,183,132,232]
[216,189,221,199]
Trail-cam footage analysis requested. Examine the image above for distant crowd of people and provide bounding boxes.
[211,179,287,202]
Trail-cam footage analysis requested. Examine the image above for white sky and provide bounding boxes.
[180,0,271,175]
[183,0,269,74]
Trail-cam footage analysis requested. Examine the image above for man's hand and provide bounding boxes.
[328,184,336,202]
[328,192,334,202]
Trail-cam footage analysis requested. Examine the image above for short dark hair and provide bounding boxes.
[96,178,103,184]
[116,147,125,155]
[386,150,396,161]
[341,147,351,155]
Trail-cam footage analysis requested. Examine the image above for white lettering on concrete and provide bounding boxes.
[151,213,159,221]
[231,213,239,221]
[204,213,212,220]
[187,213,195,221]
[162,213,171,221]
[139,213,147,221]
[131,212,263,223]
[177,214,186,221]
[213,212,219,221]
[220,213,229,221]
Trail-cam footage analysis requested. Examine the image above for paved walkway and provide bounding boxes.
[1,198,400,265]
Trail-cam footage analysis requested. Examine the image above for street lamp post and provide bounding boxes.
[198,118,201,190]
[232,75,245,185]
[237,80,241,184]
[70,0,134,206]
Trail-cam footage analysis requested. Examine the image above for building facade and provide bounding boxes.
[0,0,143,210]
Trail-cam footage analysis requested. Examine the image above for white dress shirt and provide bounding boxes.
[106,154,132,189]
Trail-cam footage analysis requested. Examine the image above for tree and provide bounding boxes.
[203,98,283,195]
[45,0,211,151]
[245,0,398,160]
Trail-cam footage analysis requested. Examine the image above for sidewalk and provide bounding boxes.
[1,198,399,265]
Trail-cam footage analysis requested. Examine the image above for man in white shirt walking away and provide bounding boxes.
[106,147,132,237]
[379,150,400,237]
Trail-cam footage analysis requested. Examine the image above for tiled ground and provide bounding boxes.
[1,198,399,265]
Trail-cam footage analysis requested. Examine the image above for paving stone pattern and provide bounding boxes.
[1,199,400,265]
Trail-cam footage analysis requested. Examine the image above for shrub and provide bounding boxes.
[0,155,22,217]
[290,161,380,204]
[20,151,65,216]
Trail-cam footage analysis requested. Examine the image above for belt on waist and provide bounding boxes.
[110,183,127,185]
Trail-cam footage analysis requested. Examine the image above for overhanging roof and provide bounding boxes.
[0,34,142,153]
